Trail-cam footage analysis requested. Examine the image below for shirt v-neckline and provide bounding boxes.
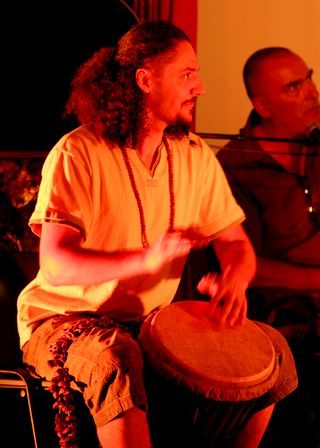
[133,141,166,178]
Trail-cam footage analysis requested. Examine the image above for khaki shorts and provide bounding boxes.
[22,314,147,427]
[22,313,298,440]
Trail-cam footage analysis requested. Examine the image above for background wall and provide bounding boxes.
[3,1,320,152]
[196,0,320,151]
[1,0,138,152]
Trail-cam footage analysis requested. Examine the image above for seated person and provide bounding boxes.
[17,29,297,448]
[217,46,320,447]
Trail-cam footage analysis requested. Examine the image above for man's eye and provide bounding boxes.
[184,73,191,79]
[286,84,300,95]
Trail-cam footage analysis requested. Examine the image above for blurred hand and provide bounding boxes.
[197,267,248,327]
[144,231,194,274]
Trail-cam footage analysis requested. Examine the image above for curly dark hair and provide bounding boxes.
[65,20,190,147]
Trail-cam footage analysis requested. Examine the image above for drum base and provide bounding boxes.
[144,358,260,448]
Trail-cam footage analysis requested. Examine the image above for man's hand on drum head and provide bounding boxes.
[144,231,194,274]
[197,270,248,327]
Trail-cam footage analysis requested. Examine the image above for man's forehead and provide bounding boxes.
[263,53,307,74]
[259,54,310,85]
[145,41,196,74]
[165,41,199,69]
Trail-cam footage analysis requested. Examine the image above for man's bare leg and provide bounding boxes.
[97,407,151,448]
[234,404,275,448]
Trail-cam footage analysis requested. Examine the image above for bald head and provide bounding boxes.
[243,47,297,99]
[242,47,320,137]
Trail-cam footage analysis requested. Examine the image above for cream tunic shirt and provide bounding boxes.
[17,126,244,347]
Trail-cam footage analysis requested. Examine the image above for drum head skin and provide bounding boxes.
[140,301,279,401]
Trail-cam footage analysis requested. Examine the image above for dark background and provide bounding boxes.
[1,0,138,151]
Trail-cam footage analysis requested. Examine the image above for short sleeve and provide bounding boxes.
[197,138,245,237]
[29,135,93,239]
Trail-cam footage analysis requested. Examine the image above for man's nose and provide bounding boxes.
[192,77,206,96]
[305,79,319,99]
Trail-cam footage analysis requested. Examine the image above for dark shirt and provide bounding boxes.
[217,123,320,267]
[216,118,320,342]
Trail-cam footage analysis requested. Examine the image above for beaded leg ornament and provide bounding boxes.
[48,317,141,448]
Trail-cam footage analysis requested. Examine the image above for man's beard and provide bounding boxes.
[175,107,195,127]
[165,105,195,136]
[165,122,190,137]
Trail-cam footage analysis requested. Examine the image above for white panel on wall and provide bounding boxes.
[196,0,320,151]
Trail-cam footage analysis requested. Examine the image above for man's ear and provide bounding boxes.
[136,68,152,93]
[252,96,271,119]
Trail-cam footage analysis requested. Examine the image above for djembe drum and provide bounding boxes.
[139,300,279,402]
[140,300,279,446]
